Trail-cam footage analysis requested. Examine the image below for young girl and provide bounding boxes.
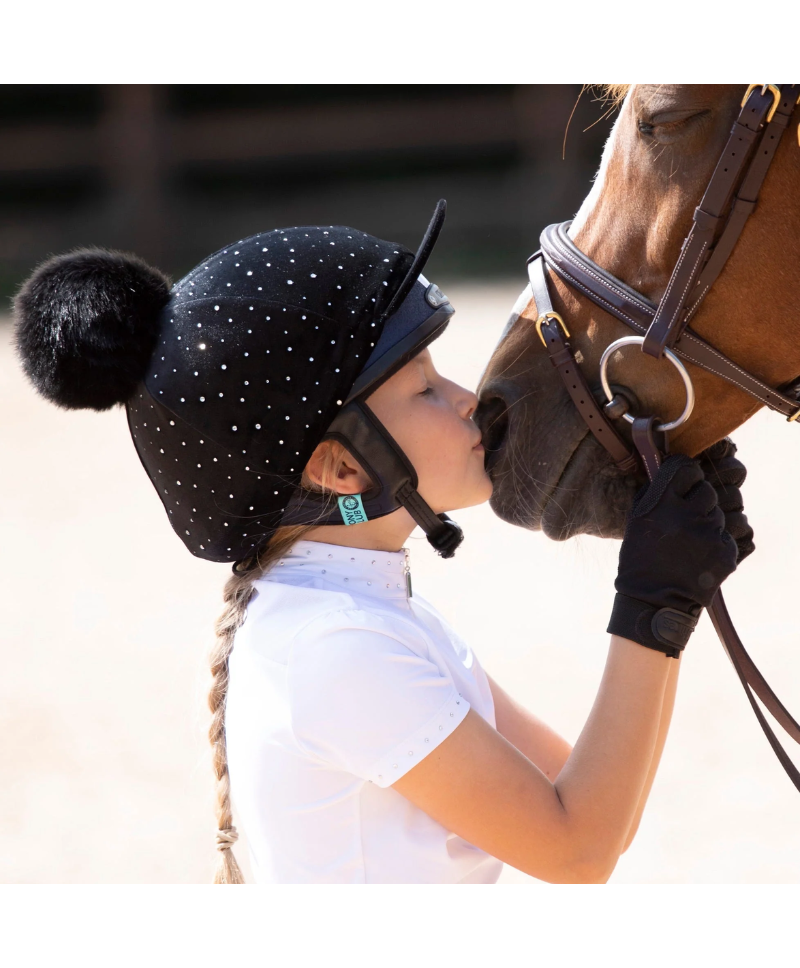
[14,201,749,884]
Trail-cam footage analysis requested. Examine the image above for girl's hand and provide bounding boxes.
[607,455,738,658]
[696,437,754,565]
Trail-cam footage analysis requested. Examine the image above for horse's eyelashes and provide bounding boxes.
[638,110,712,144]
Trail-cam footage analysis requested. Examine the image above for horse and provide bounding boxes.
[475,85,800,542]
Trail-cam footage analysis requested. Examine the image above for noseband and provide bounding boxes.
[526,84,800,793]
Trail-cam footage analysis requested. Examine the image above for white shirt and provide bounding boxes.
[225,539,503,884]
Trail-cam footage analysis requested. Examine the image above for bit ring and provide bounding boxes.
[599,336,695,433]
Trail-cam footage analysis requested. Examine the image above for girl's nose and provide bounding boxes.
[457,384,479,420]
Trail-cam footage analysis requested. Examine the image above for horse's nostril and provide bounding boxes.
[475,396,509,469]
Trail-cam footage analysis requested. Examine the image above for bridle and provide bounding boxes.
[526,84,800,792]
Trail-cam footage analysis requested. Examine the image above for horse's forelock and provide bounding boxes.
[603,85,630,104]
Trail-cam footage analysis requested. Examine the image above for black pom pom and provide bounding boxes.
[13,249,171,411]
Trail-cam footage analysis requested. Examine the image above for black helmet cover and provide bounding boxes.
[14,211,457,563]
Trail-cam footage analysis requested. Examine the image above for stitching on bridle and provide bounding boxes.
[677,349,768,400]
[649,225,697,325]
[683,286,710,324]
[681,332,793,408]
[548,245,794,413]
[548,227,793,411]
[547,263,646,332]
[662,242,710,334]
[550,232,655,316]
[550,232,647,308]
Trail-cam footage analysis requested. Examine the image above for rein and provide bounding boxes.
[527,84,800,792]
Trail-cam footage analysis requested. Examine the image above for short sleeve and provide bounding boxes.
[287,609,470,788]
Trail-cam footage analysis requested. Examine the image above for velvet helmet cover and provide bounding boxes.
[14,208,449,563]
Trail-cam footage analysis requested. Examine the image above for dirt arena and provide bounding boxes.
[2,281,799,883]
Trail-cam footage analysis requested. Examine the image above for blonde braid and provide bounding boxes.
[208,443,349,883]
[207,525,318,883]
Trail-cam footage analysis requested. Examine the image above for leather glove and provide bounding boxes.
[607,454,738,658]
[696,437,754,565]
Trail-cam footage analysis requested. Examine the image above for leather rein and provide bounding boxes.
[527,84,800,792]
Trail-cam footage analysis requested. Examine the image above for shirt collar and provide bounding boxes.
[264,539,412,600]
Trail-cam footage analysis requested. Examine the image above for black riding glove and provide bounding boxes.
[696,437,754,565]
[607,454,738,658]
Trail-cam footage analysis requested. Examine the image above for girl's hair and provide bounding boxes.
[208,440,349,884]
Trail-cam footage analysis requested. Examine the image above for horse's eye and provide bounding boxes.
[637,109,710,144]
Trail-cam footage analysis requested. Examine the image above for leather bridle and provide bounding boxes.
[526,84,800,792]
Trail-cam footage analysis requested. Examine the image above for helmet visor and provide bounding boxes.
[344,274,454,404]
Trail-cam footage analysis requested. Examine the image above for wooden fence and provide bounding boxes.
[0,85,614,286]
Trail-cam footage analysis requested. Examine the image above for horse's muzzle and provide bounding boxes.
[474,390,510,474]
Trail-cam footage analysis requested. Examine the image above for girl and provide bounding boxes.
[14,201,749,884]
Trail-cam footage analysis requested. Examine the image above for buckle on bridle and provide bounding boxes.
[535,311,571,348]
[787,406,800,423]
[741,84,781,123]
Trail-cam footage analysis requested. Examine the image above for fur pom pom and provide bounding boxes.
[13,249,171,411]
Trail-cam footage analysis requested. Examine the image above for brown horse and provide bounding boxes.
[476,84,800,541]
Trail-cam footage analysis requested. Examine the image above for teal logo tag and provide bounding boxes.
[338,494,368,526]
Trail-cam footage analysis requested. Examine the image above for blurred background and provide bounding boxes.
[3,85,799,885]
[0,84,615,294]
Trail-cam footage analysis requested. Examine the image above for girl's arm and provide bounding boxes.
[486,656,682,854]
[614,438,754,851]
[394,457,737,882]
[486,673,572,780]
[621,653,681,851]
[393,635,672,883]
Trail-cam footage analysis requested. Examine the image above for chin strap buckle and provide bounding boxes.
[425,515,464,559]
[396,481,464,558]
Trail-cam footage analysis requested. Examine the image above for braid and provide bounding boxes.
[207,443,348,883]
[208,524,316,884]
[208,567,256,884]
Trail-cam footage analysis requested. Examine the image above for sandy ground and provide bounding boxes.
[2,281,799,884]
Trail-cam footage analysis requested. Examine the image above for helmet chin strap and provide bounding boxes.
[281,400,464,559]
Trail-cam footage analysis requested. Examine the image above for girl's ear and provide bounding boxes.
[303,440,372,494]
